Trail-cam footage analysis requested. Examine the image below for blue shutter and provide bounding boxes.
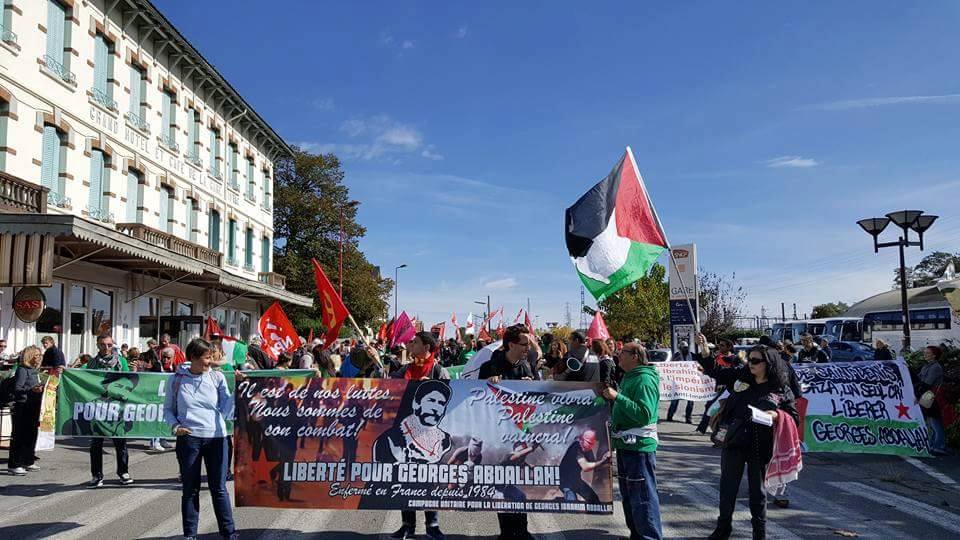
[94,35,108,97]
[88,149,104,214]
[129,66,140,115]
[158,187,169,231]
[40,126,60,194]
[230,146,237,184]
[246,159,255,198]
[188,201,197,242]
[168,94,177,138]
[208,129,217,172]
[46,1,65,62]
[209,211,220,251]
[228,219,236,260]
[161,92,170,135]
[125,170,138,222]
[245,228,253,266]
[261,236,270,273]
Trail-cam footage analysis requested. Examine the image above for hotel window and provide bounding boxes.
[208,209,221,251]
[262,168,272,210]
[245,157,256,201]
[244,227,253,269]
[127,64,148,131]
[228,143,238,189]
[187,198,198,243]
[44,1,73,84]
[0,99,8,172]
[159,185,174,233]
[188,109,200,163]
[227,218,237,265]
[92,34,115,110]
[90,288,113,337]
[124,168,142,223]
[208,127,221,178]
[87,149,111,222]
[2,1,15,45]
[261,235,271,273]
[161,90,177,151]
[41,124,68,207]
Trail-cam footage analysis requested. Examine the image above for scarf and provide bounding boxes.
[764,413,802,495]
[404,353,436,380]
[400,415,446,461]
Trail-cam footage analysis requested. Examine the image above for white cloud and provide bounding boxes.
[402,40,415,49]
[311,97,335,111]
[483,278,517,290]
[301,115,438,161]
[765,155,820,168]
[456,26,468,39]
[806,94,960,111]
[379,31,395,46]
[421,145,444,161]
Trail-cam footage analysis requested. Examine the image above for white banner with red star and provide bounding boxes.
[793,360,929,456]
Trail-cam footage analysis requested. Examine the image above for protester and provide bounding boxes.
[695,334,799,540]
[818,338,833,362]
[592,339,618,389]
[387,331,447,540]
[544,339,568,379]
[560,331,600,382]
[295,338,314,369]
[126,347,142,371]
[797,333,828,363]
[666,341,695,423]
[160,333,185,366]
[163,338,237,540]
[86,334,134,488]
[246,335,274,370]
[70,353,92,368]
[275,353,293,370]
[601,342,663,540]
[120,343,129,358]
[478,324,535,540]
[40,336,66,371]
[7,345,43,475]
[0,339,11,362]
[916,346,948,456]
[695,338,738,435]
[874,339,894,360]
[146,338,159,354]
[338,345,383,378]
[314,346,338,378]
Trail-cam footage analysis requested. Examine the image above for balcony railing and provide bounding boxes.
[125,110,150,133]
[244,190,256,203]
[116,222,222,266]
[42,54,76,85]
[209,166,223,181]
[1,24,17,44]
[186,149,203,167]
[90,87,117,111]
[228,177,240,191]
[86,205,114,224]
[0,173,47,213]
[160,133,179,153]
[258,272,287,289]
[47,191,72,209]
[226,255,239,267]
[243,262,255,272]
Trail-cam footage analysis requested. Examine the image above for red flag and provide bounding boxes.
[204,316,224,341]
[478,326,492,342]
[450,313,462,343]
[377,322,388,342]
[587,312,611,341]
[258,302,299,360]
[306,327,314,346]
[525,311,535,337]
[312,258,350,350]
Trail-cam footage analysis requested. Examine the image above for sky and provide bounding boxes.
[157,0,960,330]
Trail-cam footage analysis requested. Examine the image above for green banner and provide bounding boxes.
[56,368,315,438]
[446,365,464,380]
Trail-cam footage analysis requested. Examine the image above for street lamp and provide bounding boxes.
[474,296,491,330]
[339,200,360,297]
[857,210,938,352]
[394,264,407,319]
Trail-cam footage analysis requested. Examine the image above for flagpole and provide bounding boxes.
[625,147,701,339]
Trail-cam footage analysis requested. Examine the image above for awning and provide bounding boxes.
[218,271,313,307]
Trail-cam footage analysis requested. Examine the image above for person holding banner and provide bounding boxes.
[695,335,798,540]
[163,338,238,540]
[85,334,134,488]
[7,346,43,476]
[666,341,695,424]
[601,342,662,540]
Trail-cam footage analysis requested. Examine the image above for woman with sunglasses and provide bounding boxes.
[695,333,799,540]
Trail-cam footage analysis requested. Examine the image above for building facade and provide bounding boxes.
[0,0,310,359]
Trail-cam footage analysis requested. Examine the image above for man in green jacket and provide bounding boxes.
[602,342,662,540]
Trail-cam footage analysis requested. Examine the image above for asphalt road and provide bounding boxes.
[2,402,959,539]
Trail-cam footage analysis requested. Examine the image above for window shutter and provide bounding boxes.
[228,218,237,260]
[209,211,221,251]
[161,92,170,133]
[129,66,141,115]
[158,187,169,230]
[88,149,104,213]
[94,35,108,96]
[125,170,138,222]
[46,1,66,62]
[245,228,253,266]
[188,201,197,243]
[169,95,177,137]
[40,126,60,193]
[0,102,8,171]
[246,159,255,197]
[261,236,270,273]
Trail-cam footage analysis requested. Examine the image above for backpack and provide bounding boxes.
[0,368,19,408]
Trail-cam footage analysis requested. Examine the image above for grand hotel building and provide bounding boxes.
[0,0,310,358]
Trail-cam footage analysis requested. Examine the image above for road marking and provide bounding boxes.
[138,488,218,539]
[256,508,335,539]
[29,485,175,540]
[829,481,960,535]
[527,511,567,540]
[785,485,904,539]
[679,481,802,540]
[902,456,958,488]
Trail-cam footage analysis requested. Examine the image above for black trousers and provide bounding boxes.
[90,437,129,478]
[718,445,766,531]
[497,512,529,536]
[401,510,438,529]
[9,403,40,468]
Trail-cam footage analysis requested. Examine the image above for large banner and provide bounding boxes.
[55,369,315,438]
[36,373,60,451]
[794,360,929,456]
[655,361,716,401]
[234,376,614,514]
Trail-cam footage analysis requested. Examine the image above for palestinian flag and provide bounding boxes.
[566,147,668,302]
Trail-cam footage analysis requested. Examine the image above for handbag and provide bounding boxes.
[919,390,936,409]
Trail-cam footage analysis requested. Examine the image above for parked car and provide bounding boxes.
[648,349,672,362]
[828,341,875,362]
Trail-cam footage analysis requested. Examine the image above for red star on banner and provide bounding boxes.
[895,402,911,419]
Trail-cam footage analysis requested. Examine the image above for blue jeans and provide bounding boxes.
[927,416,946,452]
[617,450,662,540]
[176,435,235,538]
[667,399,693,421]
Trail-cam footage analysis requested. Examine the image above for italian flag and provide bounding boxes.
[220,337,248,370]
[566,147,668,302]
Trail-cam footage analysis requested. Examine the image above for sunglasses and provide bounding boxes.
[748,356,767,365]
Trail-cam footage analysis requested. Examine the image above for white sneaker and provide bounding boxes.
[161,440,175,449]
[25,464,40,471]
[8,467,26,476]
[119,473,134,485]
[150,442,165,452]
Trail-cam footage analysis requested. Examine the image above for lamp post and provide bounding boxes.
[857,210,938,353]
[394,264,407,319]
[473,300,487,330]
[339,200,360,297]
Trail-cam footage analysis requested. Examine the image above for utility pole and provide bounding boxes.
[793,303,798,320]
[781,302,786,323]
[579,285,586,329]
[564,302,572,328]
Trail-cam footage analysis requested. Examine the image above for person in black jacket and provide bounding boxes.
[874,339,894,360]
[695,334,799,540]
[478,325,536,540]
[8,346,44,475]
[40,336,65,370]
[796,333,829,363]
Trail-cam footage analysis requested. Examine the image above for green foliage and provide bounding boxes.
[811,302,850,319]
[599,263,669,342]
[272,148,392,332]
[894,251,960,288]
[698,270,747,341]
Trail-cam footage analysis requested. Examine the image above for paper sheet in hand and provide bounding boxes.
[748,405,773,426]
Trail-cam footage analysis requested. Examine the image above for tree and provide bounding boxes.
[811,302,850,319]
[551,325,574,345]
[698,270,746,341]
[894,251,960,288]
[272,148,392,332]
[599,263,670,342]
